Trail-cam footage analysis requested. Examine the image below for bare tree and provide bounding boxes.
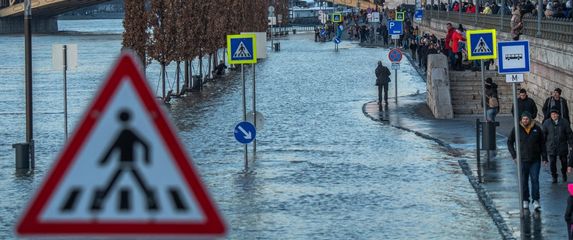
[122,0,148,63]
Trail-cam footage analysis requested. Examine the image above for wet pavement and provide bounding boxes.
[363,92,571,239]
[0,19,503,239]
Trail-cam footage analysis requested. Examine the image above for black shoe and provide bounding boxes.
[552,177,558,183]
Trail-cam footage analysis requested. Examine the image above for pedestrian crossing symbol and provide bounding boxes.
[16,52,226,237]
[466,29,497,60]
[227,34,257,64]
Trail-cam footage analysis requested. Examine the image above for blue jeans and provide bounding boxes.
[521,160,541,202]
[486,108,498,122]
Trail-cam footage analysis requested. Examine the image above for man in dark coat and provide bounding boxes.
[542,88,570,123]
[375,61,391,106]
[542,108,573,183]
[512,89,538,120]
[508,111,548,211]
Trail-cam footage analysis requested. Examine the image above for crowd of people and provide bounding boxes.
[427,0,573,18]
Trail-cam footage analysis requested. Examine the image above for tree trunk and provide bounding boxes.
[161,62,166,100]
[208,54,213,80]
[184,60,189,94]
[176,61,180,95]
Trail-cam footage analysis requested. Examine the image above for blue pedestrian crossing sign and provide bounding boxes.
[234,122,256,144]
[388,20,403,35]
[332,12,343,23]
[498,40,530,74]
[227,34,257,64]
[466,29,497,60]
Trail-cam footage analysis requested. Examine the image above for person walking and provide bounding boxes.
[451,25,466,71]
[375,61,391,106]
[543,107,573,183]
[484,78,500,122]
[543,88,570,123]
[508,111,548,211]
[512,89,539,120]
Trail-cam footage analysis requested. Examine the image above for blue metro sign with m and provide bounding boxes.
[387,20,403,35]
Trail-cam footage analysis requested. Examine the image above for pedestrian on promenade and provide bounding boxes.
[542,107,573,183]
[484,78,499,122]
[410,39,418,61]
[375,61,391,106]
[508,111,548,210]
[564,184,573,239]
[451,24,466,71]
[512,89,539,120]
[445,23,456,69]
[542,88,570,123]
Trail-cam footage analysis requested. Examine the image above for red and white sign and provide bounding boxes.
[16,52,226,237]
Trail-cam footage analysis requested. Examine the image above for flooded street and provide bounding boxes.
[0,20,499,239]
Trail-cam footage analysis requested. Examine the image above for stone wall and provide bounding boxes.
[417,18,573,121]
[426,54,453,119]
[450,71,515,115]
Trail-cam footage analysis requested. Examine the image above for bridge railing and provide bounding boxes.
[423,9,573,43]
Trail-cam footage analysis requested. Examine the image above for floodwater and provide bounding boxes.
[0,19,499,239]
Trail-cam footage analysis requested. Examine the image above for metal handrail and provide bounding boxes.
[423,9,573,43]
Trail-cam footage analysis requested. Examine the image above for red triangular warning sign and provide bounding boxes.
[16,52,226,237]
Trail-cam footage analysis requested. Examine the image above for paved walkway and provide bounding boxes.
[363,95,570,239]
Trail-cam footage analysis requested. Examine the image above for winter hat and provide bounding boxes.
[485,78,493,84]
[520,111,532,119]
[550,107,560,115]
[569,184,573,196]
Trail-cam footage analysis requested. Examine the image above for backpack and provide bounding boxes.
[488,96,499,108]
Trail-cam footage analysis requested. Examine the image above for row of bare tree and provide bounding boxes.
[122,0,288,100]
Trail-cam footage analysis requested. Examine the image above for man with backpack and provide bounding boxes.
[542,88,570,123]
[485,78,500,122]
[375,61,391,106]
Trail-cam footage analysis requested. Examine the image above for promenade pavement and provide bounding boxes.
[363,95,570,239]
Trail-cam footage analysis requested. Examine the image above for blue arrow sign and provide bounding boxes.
[414,9,423,20]
[333,37,341,44]
[387,20,403,35]
[234,122,256,144]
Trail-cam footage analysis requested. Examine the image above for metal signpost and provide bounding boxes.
[388,21,403,104]
[498,40,530,233]
[388,48,402,104]
[227,34,257,171]
[52,44,78,141]
[466,29,497,122]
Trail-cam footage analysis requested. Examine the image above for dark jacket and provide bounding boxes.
[565,196,573,225]
[512,96,538,119]
[542,97,570,123]
[485,83,499,110]
[542,118,573,156]
[375,64,391,85]
[508,122,547,162]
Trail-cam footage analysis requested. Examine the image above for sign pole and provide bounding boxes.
[242,64,248,171]
[63,45,68,141]
[25,0,34,169]
[512,82,525,231]
[252,64,256,158]
[480,60,487,121]
[394,39,398,104]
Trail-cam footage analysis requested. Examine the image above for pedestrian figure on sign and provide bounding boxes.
[564,184,573,239]
[542,107,573,183]
[375,61,391,107]
[542,88,570,123]
[512,89,538,120]
[508,111,548,211]
[91,109,158,211]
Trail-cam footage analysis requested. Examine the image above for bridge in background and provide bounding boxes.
[0,0,110,33]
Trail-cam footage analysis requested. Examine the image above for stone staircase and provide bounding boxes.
[450,71,517,116]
